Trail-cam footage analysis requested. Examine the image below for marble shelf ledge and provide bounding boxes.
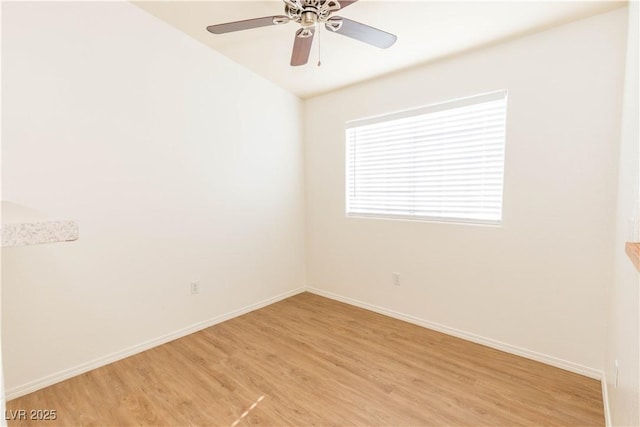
[2,220,79,247]
[1,201,79,247]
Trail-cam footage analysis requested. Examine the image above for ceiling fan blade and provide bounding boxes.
[326,17,396,49]
[337,0,359,9]
[290,28,315,66]
[206,16,287,34]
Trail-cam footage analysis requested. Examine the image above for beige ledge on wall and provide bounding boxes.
[1,201,79,247]
[625,242,640,273]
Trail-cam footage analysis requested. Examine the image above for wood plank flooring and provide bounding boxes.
[6,292,604,426]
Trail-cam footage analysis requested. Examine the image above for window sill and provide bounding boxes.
[625,242,640,272]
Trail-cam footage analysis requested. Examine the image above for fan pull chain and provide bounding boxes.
[317,27,322,67]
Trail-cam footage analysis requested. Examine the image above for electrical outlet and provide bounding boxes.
[614,360,619,388]
[392,272,400,286]
[190,281,200,295]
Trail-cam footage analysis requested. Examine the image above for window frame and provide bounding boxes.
[344,90,508,226]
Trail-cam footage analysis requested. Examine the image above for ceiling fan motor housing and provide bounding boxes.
[286,0,341,25]
[300,11,318,28]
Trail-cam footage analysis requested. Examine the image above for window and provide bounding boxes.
[346,90,507,224]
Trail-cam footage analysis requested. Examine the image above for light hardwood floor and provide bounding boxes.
[7,292,604,426]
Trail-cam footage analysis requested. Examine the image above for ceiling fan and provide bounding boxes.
[206,0,397,66]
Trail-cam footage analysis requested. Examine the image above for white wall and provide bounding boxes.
[605,2,639,425]
[1,0,633,407]
[0,1,6,421]
[1,1,305,396]
[304,9,627,374]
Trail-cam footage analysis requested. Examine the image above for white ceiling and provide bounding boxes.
[133,1,625,99]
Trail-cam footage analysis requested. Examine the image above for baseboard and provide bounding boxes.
[5,287,305,401]
[306,287,602,380]
[601,372,612,427]
[7,285,604,401]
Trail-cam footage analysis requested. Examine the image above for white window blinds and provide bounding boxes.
[346,91,507,224]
